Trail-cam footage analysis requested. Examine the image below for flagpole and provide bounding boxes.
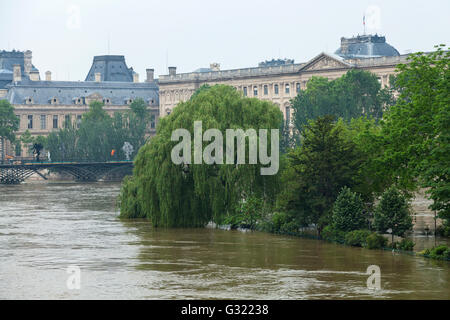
[363,15,366,35]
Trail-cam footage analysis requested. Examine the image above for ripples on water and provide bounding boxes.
[0,182,449,299]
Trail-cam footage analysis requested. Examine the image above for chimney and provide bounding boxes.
[45,71,52,81]
[210,63,220,71]
[146,68,154,82]
[13,64,21,82]
[24,50,32,74]
[168,66,176,76]
[95,72,101,82]
[133,73,139,83]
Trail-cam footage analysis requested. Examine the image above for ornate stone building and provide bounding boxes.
[1,34,405,159]
[1,54,158,158]
[158,34,405,123]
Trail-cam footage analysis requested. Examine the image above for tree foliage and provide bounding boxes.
[381,45,450,223]
[278,115,363,234]
[332,187,367,232]
[119,84,283,227]
[373,186,413,242]
[0,99,19,143]
[0,99,19,160]
[291,69,394,133]
[44,99,150,161]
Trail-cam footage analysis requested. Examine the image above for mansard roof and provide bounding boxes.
[335,34,400,58]
[85,55,135,82]
[5,78,159,106]
[0,50,39,88]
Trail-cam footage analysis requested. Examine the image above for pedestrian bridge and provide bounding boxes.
[0,160,133,184]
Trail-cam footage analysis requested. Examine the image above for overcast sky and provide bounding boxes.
[1,0,449,81]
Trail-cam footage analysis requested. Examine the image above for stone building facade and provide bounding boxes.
[1,33,405,159]
[158,34,405,122]
[1,55,158,158]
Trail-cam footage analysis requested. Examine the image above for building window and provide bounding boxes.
[27,115,33,129]
[264,85,268,95]
[150,115,156,129]
[77,115,82,129]
[64,115,71,128]
[53,115,58,129]
[296,83,301,93]
[285,106,291,124]
[40,115,46,130]
[253,86,258,96]
[285,84,290,94]
[274,84,279,95]
[243,87,248,97]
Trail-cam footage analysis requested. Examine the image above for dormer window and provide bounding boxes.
[50,97,59,105]
[73,97,84,105]
[25,97,33,104]
[125,98,133,105]
[103,98,111,105]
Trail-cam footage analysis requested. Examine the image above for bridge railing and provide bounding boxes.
[1,157,133,165]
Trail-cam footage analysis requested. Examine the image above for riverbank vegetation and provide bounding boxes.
[119,46,449,259]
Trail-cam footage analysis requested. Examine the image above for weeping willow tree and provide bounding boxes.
[119,84,283,227]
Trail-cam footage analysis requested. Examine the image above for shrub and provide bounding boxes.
[395,239,415,251]
[366,233,388,249]
[373,186,413,243]
[429,245,450,260]
[321,225,346,243]
[280,220,300,234]
[260,212,300,234]
[332,187,367,232]
[344,230,372,247]
[271,212,291,232]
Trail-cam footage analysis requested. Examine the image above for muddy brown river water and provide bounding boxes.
[0,182,449,299]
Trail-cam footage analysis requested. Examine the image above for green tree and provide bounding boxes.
[77,101,114,161]
[381,45,450,225]
[345,117,393,202]
[291,69,393,133]
[332,187,367,232]
[374,186,413,243]
[278,115,363,235]
[279,119,298,153]
[0,99,19,160]
[119,84,283,227]
[45,122,78,161]
[127,98,150,152]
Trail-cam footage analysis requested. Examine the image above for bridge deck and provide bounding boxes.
[0,161,133,184]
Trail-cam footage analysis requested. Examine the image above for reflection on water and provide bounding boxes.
[0,182,449,299]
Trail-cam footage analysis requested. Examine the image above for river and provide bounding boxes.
[0,182,449,299]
